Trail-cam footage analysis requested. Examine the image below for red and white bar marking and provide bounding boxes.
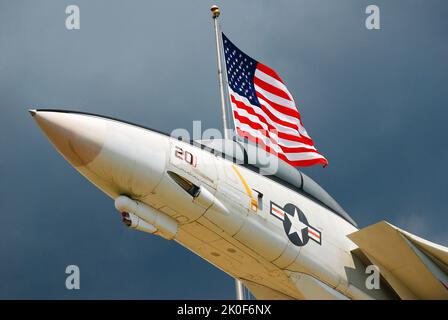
[270,202,322,245]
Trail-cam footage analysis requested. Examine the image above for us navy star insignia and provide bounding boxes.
[270,201,322,246]
[286,208,309,242]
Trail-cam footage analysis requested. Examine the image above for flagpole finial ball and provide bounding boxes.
[211,5,220,18]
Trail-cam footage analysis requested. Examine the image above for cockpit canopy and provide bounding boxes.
[196,139,357,227]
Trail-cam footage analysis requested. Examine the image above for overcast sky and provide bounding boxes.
[1,0,447,299]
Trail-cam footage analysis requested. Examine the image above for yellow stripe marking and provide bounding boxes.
[231,165,258,212]
[231,165,252,198]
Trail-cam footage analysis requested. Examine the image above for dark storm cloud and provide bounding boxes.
[0,0,447,298]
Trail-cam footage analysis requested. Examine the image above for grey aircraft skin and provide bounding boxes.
[30,109,448,300]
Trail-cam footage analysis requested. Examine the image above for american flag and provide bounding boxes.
[222,34,328,167]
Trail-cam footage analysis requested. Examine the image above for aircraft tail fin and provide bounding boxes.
[348,221,448,299]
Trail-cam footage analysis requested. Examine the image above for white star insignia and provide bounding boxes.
[287,208,308,242]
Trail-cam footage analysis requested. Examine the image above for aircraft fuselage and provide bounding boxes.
[30,110,394,300]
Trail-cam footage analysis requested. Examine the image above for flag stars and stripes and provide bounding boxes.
[221,33,328,167]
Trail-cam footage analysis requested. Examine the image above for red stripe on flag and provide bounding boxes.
[236,128,329,167]
[253,76,291,101]
[231,94,306,142]
[231,93,317,147]
[259,103,299,131]
[277,130,314,146]
[233,111,319,154]
[257,63,284,84]
[231,95,277,132]
[256,91,301,119]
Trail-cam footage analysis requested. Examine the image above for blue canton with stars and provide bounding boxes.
[222,33,260,107]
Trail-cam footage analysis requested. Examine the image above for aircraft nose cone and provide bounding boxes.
[30,109,170,200]
[30,110,105,167]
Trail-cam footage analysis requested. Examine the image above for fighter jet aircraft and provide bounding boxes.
[29,109,448,299]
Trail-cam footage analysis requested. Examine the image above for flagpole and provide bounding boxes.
[211,5,229,141]
[211,5,244,301]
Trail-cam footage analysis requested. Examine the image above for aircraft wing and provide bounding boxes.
[348,221,448,299]
[242,280,295,300]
